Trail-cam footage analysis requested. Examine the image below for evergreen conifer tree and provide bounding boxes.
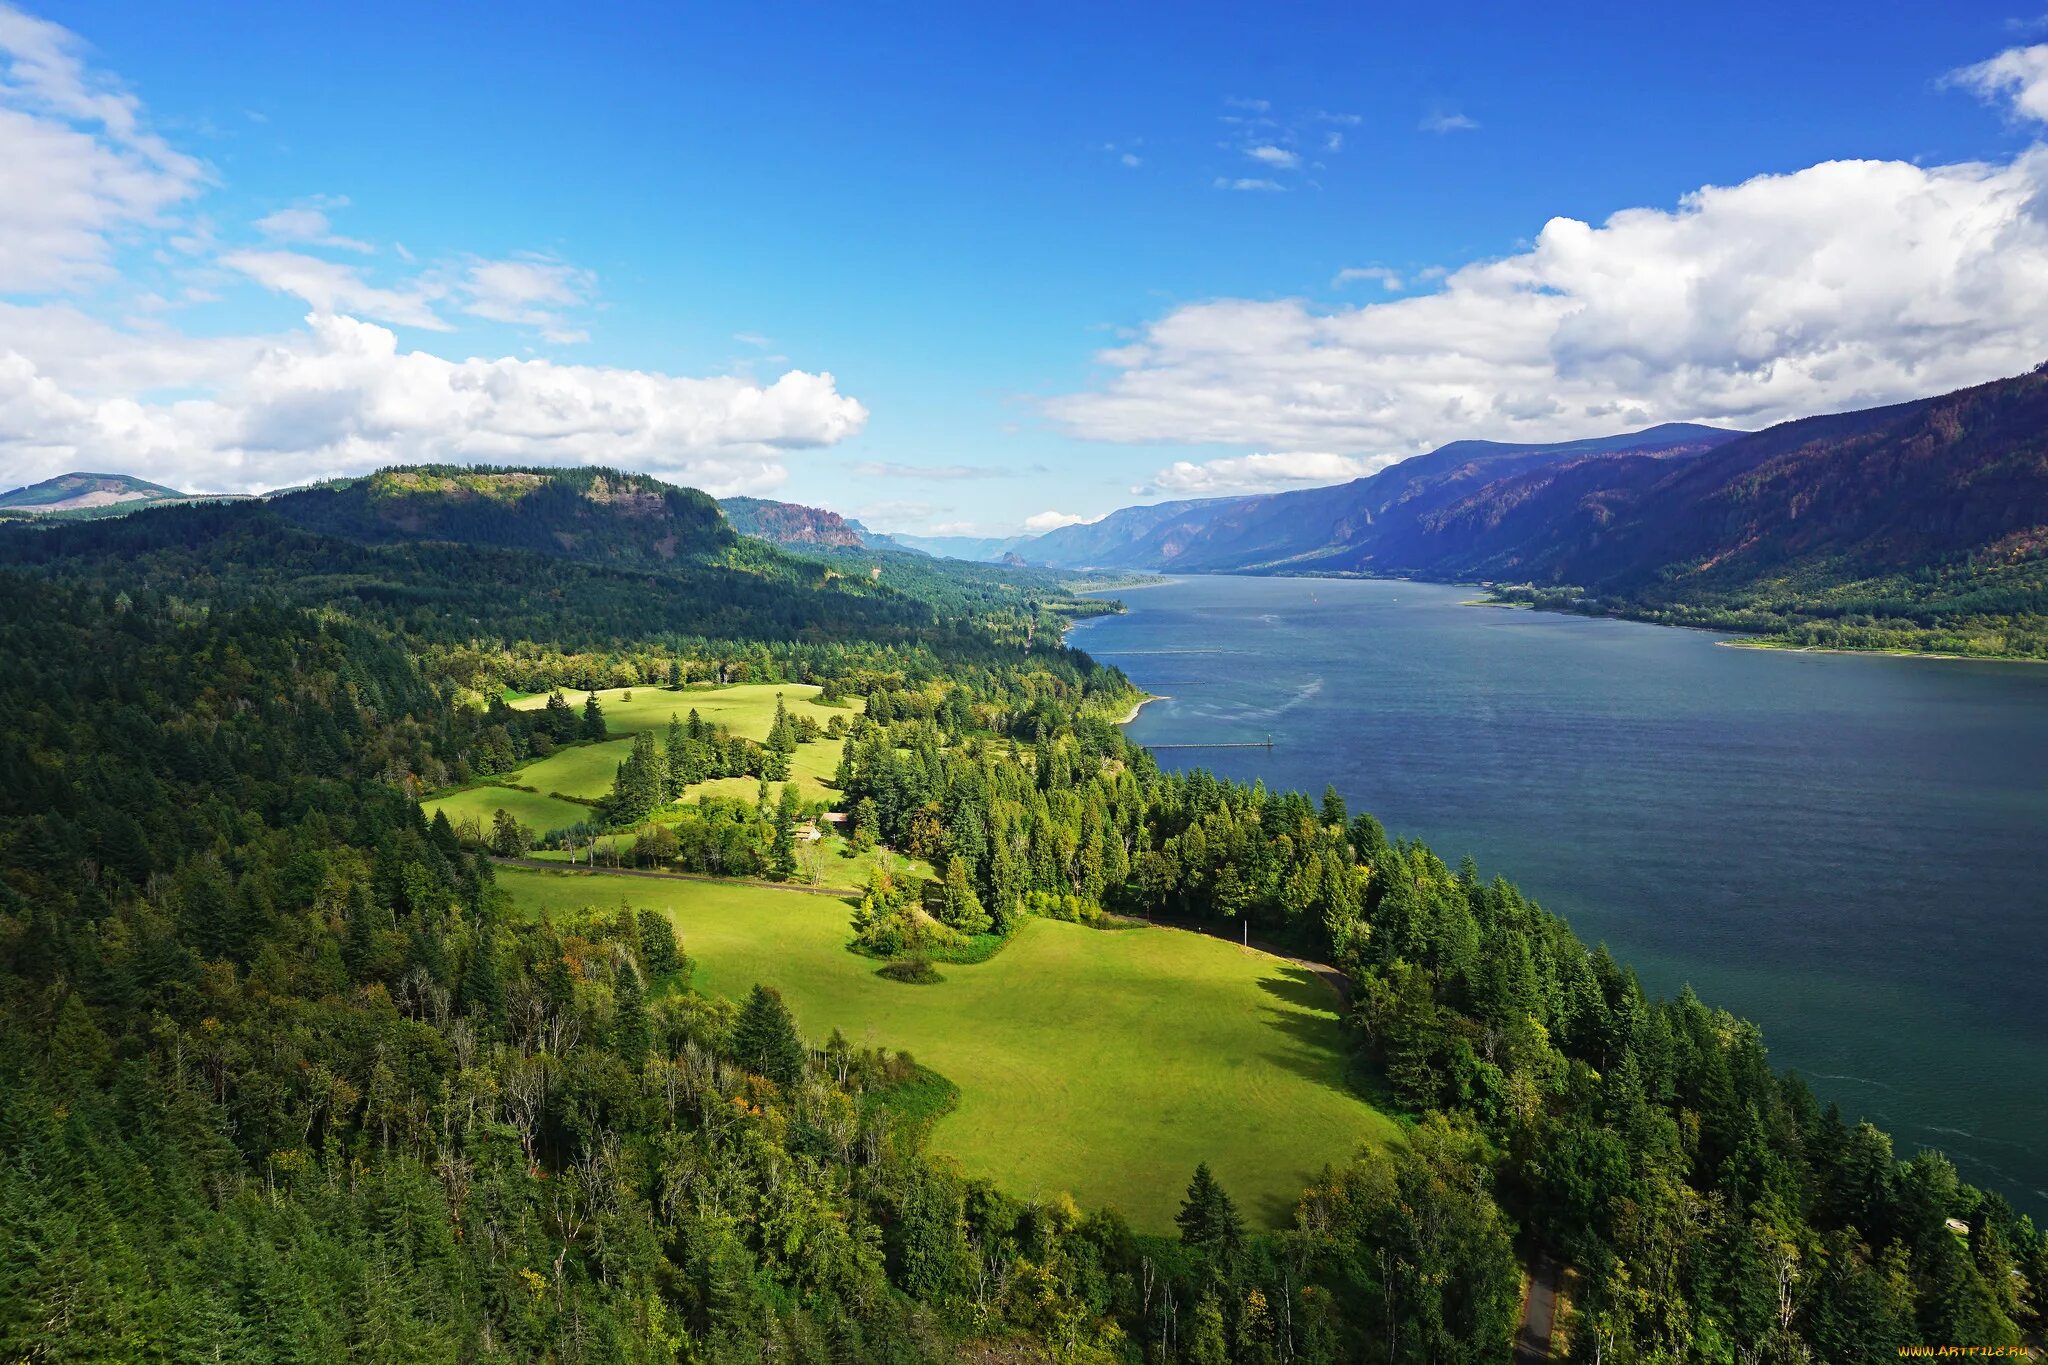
[1176,1163,1244,1257]
[731,984,805,1084]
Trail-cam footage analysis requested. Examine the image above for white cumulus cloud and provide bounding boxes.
[1055,144,2048,459]
[1247,144,1299,169]
[0,311,868,494]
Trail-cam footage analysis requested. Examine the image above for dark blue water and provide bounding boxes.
[1072,576,2048,1214]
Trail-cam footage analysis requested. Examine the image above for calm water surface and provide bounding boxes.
[1071,575,2048,1215]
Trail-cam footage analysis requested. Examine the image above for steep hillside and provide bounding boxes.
[720,495,879,551]
[1020,425,1739,572]
[1017,496,1249,569]
[1319,367,2039,655]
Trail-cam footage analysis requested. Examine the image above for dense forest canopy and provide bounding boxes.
[0,467,2039,1361]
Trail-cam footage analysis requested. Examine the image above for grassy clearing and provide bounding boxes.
[500,866,1399,1230]
[683,736,844,804]
[515,737,637,801]
[526,831,932,891]
[508,683,859,740]
[507,731,844,810]
[422,785,588,835]
[429,685,862,834]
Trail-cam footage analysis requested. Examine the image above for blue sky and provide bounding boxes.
[4,3,2048,534]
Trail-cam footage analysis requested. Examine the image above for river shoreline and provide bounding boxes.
[1714,638,2048,665]
[1115,694,1163,725]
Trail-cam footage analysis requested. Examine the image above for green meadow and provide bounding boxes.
[508,683,857,740]
[425,684,857,831]
[501,866,1399,1230]
[424,785,589,836]
[515,737,636,800]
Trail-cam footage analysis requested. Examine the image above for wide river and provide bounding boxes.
[1070,575,2048,1215]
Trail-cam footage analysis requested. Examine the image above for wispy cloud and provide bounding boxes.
[221,249,450,329]
[0,1,207,290]
[254,199,373,253]
[1333,266,1403,290]
[851,460,1012,480]
[1211,98,1356,191]
[459,252,596,337]
[1420,110,1479,133]
[1949,43,2048,123]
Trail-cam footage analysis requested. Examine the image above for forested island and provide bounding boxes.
[0,467,2040,1362]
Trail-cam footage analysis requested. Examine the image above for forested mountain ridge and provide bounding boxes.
[0,466,1125,655]
[1010,425,1742,572]
[1434,367,2048,655]
[273,466,742,569]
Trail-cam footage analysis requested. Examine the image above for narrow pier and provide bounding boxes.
[1147,736,1274,751]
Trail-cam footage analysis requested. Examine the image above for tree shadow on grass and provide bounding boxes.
[1256,967,1394,1110]
[1257,965,1341,1015]
[1247,1182,1305,1231]
[1254,1000,1357,1098]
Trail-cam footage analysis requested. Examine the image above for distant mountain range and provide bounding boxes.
[888,531,1036,561]
[0,471,243,519]
[13,364,2047,656]
[893,367,2048,656]
[998,369,2048,596]
[961,424,1742,573]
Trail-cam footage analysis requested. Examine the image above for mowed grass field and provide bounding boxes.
[425,684,857,831]
[501,866,1399,1230]
[425,785,589,836]
[509,683,857,741]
